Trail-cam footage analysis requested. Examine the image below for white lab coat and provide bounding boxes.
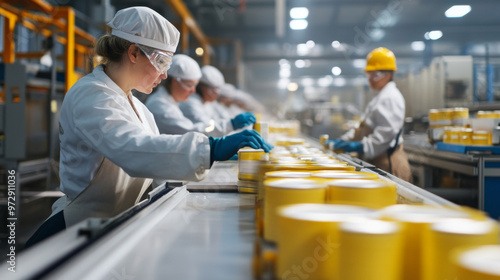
[340,81,405,159]
[179,94,234,137]
[145,86,214,135]
[58,65,210,200]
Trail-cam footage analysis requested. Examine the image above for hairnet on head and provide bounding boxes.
[107,6,180,52]
[167,54,202,80]
[219,83,236,98]
[200,65,225,88]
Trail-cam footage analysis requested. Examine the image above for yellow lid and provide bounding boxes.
[380,205,470,223]
[457,245,500,276]
[431,218,498,235]
[264,178,325,189]
[328,179,395,189]
[265,170,311,178]
[312,171,378,180]
[279,203,376,222]
[341,219,400,234]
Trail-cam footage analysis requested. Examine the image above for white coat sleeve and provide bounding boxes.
[361,98,403,159]
[72,94,211,181]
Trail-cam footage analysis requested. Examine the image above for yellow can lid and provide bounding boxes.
[458,245,500,276]
[341,219,400,234]
[265,170,311,178]
[311,171,378,180]
[279,203,376,222]
[380,205,470,223]
[327,179,395,189]
[431,218,498,235]
[264,178,325,189]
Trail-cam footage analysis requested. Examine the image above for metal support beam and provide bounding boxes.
[181,20,189,54]
[164,0,211,64]
[54,7,76,93]
[1,7,17,63]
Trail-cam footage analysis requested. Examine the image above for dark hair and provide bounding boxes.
[94,34,133,65]
[381,70,394,81]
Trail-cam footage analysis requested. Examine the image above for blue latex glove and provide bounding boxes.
[231,112,257,130]
[209,129,273,164]
[324,139,343,148]
[334,141,364,153]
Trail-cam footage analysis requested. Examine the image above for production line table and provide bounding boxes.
[403,134,500,219]
[2,155,456,280]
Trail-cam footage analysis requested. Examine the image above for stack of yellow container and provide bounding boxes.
[248,130,499,280]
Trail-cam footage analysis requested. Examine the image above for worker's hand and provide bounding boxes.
[231,112,257,130]
[334,141,363,153]
[325,139,343,149]
[209,129,272,164]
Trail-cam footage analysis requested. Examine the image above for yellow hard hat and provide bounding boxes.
[364,47,397,72]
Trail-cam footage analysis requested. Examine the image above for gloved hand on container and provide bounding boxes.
[209,129,273,164]
[324,139,344,149]
[231,112,257,130]
[334,141,364,154]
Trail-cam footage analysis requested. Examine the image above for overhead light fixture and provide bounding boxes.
[445,5,471,18]
[278,78,289,89]
[331,66,342,76]
[195,47,204,56]
[290,19,308,30]
[318,76,333,87]
[287,82,299,92]
[424,30,443,40]
[304,59,311,68]
[295,60,306,68]
[301,78,315,87]
[352,59,365,69]
[333,77,346,87]
[411,41,426,51]
[331,40,341,48]
[279,59,289,65]
[297,43,309,56]
[280,68,291,78]
[290,7,309,19]
[369,28,385,41]
[306,40,315,48]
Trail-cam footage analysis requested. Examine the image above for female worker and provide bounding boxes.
[331,47,411,182]
[26,6,270,247]
[145,54,216,135]
[180,65,256,136]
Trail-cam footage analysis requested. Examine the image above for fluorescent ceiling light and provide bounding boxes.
[297,43,309,56]
[318,76,333,87]
[331,40,341,48]
[425,30,443,40]
[352,59,366,69]
[306,40,315,48]
[301,78,315,87]
[279,59,289,65]
[295,60,306,68]
[278,78,289,89]
[333,77,346,87]
[331,66,342,76]
[411,41,426,51]
[290,19,308,30]
[445,5,471,18]
[369,28,385,41]
[287,82,299,92]
[290,7,309,19]
[280,68,291,78]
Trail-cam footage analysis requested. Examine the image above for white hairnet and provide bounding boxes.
[219,83,236,98]
[108,7,180,52]
[167,54,202,80]
[200,65,225,88]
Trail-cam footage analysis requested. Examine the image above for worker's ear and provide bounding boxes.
[127,44,140,64]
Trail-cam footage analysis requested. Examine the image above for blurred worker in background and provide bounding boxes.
[329,47,411,182]
[145,54,224,135]
[180,65,257,136]
[26,6,271,247]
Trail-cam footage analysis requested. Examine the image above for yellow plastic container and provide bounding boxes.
[472,130,492,146]
[338,220,403,280]
[276,204,376,280]
[423,219,499,280]
[264,170,312,180]
[477,111,496,118]
[379,205,474,280]
[460,128,473,145]
[263,178,327,242]
[452,107,469,126]
[238,148,266,181]
[326,179,397,208]
[319,134,329,147]
[454,245,500,280]
[311,170,379,181]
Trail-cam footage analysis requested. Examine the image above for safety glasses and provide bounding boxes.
[175,78,198,90]
[366,71,387,81]
[136,44,173,75]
